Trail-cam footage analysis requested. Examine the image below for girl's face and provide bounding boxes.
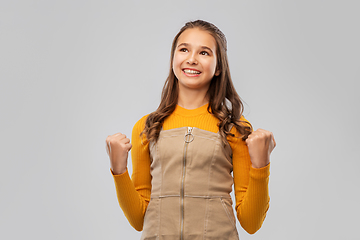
[172,28,220,93]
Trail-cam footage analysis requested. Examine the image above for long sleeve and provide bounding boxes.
[229,121,270,234]
[111,115,151,231]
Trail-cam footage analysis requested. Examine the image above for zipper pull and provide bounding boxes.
[184,127,194,143]
[188,127,193,134]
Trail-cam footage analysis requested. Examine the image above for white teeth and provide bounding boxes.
[183,69,201,74]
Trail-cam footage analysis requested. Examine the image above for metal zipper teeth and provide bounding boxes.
[180,127,193,240]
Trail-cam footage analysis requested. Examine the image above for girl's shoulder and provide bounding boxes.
[239,115,251,127]
[227,115,251,142]
[230,115,251,131]
[133,114,150,132]
[131,114,150,144]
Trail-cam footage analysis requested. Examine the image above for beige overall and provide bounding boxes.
[141,127,239,240]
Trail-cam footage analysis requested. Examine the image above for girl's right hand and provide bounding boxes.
[105,133,132,175]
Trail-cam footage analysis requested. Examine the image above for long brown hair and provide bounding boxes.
[141,20,252,143]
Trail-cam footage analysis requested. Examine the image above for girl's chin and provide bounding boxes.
[178,82,211,91]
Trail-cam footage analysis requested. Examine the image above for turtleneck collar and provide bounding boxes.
[173,103,210,117]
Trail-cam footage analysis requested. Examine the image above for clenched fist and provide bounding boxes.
[245,128,276,168]
[106,133,132,175]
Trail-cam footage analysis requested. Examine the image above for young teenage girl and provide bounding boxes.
[106,20,276,239]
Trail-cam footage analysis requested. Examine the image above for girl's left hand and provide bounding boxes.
[245,128,276,168]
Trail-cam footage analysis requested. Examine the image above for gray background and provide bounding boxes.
[1,0,359,239]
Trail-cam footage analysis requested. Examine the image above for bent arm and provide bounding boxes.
[111,116,151,231]
[229,121,270,234]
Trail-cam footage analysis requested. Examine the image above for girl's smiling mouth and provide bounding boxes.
[182,68,201,76]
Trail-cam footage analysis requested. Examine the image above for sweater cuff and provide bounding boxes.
[110,168,132,186]
[110,168,140,202]
[110,168,128,177]
[249,163,270,180]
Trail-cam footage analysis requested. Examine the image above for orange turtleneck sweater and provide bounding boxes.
[111,104,270,234]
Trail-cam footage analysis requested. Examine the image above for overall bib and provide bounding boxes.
[141,127,239,240]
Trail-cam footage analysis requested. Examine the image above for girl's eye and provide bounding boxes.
[179,48,188,52]
[200,51,209,56]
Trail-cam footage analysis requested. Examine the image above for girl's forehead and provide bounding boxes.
[177,28,217,50]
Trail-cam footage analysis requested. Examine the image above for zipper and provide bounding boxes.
[180,127,193,240]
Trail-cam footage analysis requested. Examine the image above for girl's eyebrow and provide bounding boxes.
[177,43,213,53]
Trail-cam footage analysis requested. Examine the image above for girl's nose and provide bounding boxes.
[186,54,198,65]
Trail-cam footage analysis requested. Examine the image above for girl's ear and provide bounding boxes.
[215,68,221,76]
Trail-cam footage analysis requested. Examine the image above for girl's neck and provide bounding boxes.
[177,87,209,110]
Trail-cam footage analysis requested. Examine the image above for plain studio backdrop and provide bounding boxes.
[1,1,359,239]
